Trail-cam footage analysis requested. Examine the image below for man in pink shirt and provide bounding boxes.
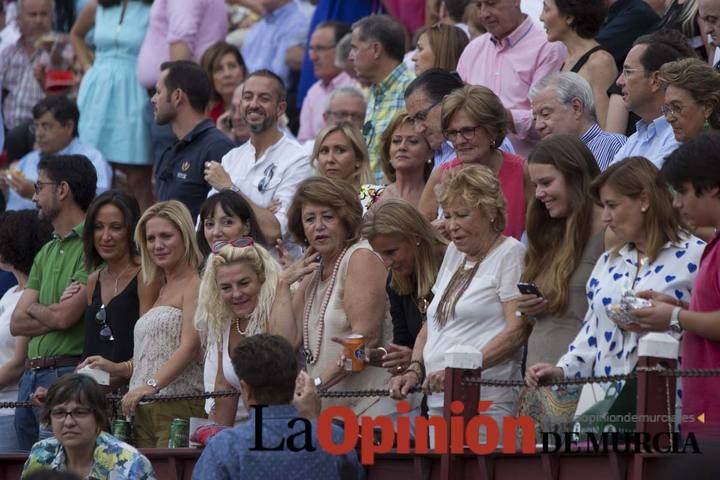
[298,21,356,143]
[136,0,229,90]
[456,0,566,158]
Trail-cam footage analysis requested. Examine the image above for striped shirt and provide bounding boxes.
[363,62,415,182]
[580,122,627,171]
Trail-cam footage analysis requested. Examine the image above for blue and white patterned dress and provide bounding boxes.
[557,235,705,390]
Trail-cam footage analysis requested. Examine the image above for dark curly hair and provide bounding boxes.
[0,210,53,275]
[556,0,608,39]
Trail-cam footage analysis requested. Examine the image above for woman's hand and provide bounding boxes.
[516,293,548,317]
[77,355,124,377]
[31,387,48,408]
[637,290,686,308]
[525,363,564,388]
[423,370,445,394]
[121,385,156,416]
[59,281,82,302]
[389,371,419,400]
[632,302,675,332]
[431,218,449,240]
[380,343,412,374]
[280,246,319,285]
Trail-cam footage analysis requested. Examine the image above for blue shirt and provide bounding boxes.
[241,1,310,87]
[193,404,364,480]
[580,122,627,171]
[6,138,113,211]
[610,115,678,169]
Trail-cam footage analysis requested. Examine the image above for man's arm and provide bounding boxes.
[11,286,88,336]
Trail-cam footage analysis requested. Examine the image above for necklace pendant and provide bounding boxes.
[304,349,314,364]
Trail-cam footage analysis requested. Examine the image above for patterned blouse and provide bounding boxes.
[557,235,705,385]
[22,431,156,480]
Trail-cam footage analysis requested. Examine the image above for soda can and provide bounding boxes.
[343,334,366,372]
[168,418,189,448]
[111,418,132,444]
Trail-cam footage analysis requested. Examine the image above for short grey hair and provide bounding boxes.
[325,86,367,113]
[529,72,597,122]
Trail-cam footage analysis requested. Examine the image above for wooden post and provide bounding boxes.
[440,346,483,480]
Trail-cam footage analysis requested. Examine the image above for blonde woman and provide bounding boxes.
[361,199,446,372]
[83,200,206,447]
[378,112,434,207]
[194,240,295,426]
[312,123,374,190]
[392,166,528,442]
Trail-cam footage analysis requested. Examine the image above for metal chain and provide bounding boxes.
[5,368,719,410]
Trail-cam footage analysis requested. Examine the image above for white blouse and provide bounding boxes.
[558,235,705,382]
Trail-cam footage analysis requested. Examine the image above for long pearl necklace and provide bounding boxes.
[234,317,249,336]
[303,247,348,365]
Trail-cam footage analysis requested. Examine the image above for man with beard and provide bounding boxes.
[10,154,96,451]
[153,60,235,219]
[204,69,312,256]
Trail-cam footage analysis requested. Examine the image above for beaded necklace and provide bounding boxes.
[303,247,349,365]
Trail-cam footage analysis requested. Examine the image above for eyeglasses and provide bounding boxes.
[661,103,686,118]
[621,66,644,77]
[327,111,364,123]
[50,407,93,421]
[211,237,255,254]
[95,304,115,341]
[308,44,336,53]
[409,98,443,125]
[29,122,57,135]
[257,164,276,193]
[34,181,58,194]
[443,125,485,141]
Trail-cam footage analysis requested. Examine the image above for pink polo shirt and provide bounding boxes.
[297,71,356,143]
[456,16,566,158]
[440,151,526,240]
[682,233,720,439]
[136,0,229,89]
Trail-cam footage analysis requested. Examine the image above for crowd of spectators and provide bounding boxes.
[0,0,719,477]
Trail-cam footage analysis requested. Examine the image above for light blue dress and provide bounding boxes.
[77,2,151,165]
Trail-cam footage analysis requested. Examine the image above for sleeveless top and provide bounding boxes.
[303,240,393,415]
[129,306,204,396]
[568,45,605,73]
[83,275,139,362]
[203,322,249,421]
[526,230,606,366]
[441,151,526,240]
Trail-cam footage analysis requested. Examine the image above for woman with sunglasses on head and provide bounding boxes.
[22,374,156,479]
[195,238,296,426]
[197,190,268,257]
[418,85,527,240]
[72,191,161,385]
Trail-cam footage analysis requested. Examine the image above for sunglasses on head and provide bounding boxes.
[211,236,255,254]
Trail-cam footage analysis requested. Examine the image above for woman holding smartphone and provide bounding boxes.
[519,136,608,366]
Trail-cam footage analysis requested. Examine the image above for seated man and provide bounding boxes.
[530,72,626,171]
[322,85,366,132]
[193,334,363,480]
[3,95,111,210]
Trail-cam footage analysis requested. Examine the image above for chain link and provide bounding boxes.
[5,368,719,410]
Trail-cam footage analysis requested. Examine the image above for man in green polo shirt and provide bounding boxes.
[11,154,97,451]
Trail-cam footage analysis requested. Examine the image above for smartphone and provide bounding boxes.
[517,282,543,297]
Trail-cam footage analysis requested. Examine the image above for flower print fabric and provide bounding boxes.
[22,431,156,479]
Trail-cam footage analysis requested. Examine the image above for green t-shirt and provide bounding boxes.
[26,223,88,358]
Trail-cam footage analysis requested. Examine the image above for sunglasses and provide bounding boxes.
[211,236,255,254]
[95,304,115,341]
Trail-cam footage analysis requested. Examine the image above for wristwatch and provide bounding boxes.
[146,378,159,393]
[313,376,323,389]
[669,306,683,333]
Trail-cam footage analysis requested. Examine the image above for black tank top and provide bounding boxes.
[569,45,605,73]
[82,274,139,362]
